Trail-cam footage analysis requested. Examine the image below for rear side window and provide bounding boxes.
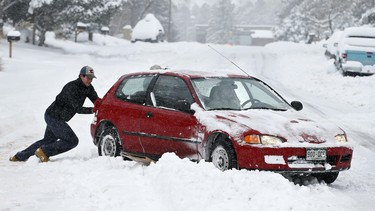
[152,75,194,109]
[115,75,154,105]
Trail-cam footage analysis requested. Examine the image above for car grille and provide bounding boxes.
[287,153,352,167]
[288,155,338,166]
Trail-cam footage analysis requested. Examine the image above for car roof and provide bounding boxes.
[343,26,375,38]
[120,69,254,80]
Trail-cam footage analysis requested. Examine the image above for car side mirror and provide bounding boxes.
[291,101,303,111]
[175,100,195,114]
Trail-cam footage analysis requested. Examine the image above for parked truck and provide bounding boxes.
[336,26,375,76]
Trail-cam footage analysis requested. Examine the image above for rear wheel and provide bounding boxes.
[210,139,237,171]
[98,127,121,157]
[314,172,339,184]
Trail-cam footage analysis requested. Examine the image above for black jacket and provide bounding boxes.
[46,78,99,122]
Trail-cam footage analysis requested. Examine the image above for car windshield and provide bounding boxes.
[191,77,290,111]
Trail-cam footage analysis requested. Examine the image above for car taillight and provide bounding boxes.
[342,53,347,62]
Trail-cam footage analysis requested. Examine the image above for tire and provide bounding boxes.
[210,139,237,171]
[314,172,339,184]
[336,59,349,76]
[98,127,121,157]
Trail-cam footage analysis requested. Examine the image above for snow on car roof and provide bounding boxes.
[130,68,253,79]
[343,26,375,38]
[340,27,375,49]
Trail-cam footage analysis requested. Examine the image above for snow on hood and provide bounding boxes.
[192,104,346,146]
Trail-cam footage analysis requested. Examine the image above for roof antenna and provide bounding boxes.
[207,45,250,76]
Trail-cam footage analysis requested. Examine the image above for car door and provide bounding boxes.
[139,75,199,160]
[112,74,154,154]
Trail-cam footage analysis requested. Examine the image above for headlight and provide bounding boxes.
[260,135,283,145]
[335,134,347,143]
[244,135,283,145]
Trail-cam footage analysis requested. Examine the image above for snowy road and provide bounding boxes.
[1,36,375,210]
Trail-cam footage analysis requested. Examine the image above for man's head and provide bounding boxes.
[79,66,96,87]
[79,66,96,79]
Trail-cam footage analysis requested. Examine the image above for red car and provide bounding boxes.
[91,70,353,184]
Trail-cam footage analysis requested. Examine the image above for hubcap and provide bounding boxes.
[212,145,229,171]
[102,135,116,156]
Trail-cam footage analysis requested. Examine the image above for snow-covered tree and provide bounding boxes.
[172,4,192,41]
[361,8,375,25]
[191,3,211,25]
[235,0,279,25]
[206,0,234,44]
[28,0,123,45]
[355,0,375,25]
[275,0,363,42]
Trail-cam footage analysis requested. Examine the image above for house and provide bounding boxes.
[195,24,275,46]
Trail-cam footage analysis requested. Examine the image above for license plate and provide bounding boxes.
[306,148,327,161]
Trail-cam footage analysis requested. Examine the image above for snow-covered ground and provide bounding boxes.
[1,33,374,211]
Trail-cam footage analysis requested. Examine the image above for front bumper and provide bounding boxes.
[235,145,353,173]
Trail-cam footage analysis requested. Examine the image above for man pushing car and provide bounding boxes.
[9,66,101,162]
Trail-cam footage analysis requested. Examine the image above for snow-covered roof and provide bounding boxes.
[251,30,274,39]
[343,26,375,38]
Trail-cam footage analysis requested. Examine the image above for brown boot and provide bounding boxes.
[35,148,49,162]
[9,155,21,162]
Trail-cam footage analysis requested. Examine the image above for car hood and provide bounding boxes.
[192,104,345,145]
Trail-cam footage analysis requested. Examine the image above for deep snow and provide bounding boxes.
[1,33,375,211]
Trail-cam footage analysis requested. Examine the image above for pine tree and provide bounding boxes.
[274,0,361,42]
[206,0,234,44]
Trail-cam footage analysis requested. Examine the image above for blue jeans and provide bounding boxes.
[15,113,79,161]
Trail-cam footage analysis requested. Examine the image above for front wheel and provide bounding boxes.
[98,127,121,157]
[210,139,237,171]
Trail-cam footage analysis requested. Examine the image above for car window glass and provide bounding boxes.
[233,81,250,105]
[245,80,286,108]
[191,77,289,110]
[115,75,154,105]
[152,75,194,109]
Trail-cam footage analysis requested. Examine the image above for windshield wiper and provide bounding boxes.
[245,107,287,111]
[208,108,241,111]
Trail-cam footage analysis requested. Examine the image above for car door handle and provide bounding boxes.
[145,111,153,118]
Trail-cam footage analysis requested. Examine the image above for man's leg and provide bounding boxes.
[41,114,79,157]
[14,126,56,161]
